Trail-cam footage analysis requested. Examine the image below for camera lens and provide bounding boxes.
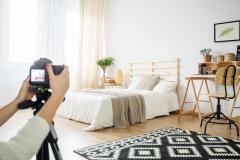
[52,65,64,75]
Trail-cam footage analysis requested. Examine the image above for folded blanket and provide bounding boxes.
[75,89,146,128]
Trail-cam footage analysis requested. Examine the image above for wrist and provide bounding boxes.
[50,93,65,102]
[11,98,20,110]
[13,97,22,105]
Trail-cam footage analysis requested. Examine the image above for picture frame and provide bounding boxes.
[214,20,240,42]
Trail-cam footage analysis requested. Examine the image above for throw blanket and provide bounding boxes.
[75,89,146,128]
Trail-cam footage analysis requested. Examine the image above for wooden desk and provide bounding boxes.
[179,74,240,121]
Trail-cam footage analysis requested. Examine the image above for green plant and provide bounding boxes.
[97,56,114,76]
[219,27,234,38]
[200,48,212,56]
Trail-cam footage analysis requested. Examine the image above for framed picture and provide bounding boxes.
[214,20,240,42]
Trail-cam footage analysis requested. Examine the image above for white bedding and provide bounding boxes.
[57,89,179,130]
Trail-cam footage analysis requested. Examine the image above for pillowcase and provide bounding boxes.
[152,80,176,93]
[128,75,160,90]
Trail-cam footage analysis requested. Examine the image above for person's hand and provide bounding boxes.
[15,77,35,104]
[46,64,69,100]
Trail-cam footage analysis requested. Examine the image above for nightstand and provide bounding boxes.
[97,84,126,89]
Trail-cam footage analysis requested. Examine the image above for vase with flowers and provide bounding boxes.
[97,56,114,84]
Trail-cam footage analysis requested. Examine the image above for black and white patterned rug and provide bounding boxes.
[74,127,240,160]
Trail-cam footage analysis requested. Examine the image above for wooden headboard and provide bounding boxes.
[129,58,180,94]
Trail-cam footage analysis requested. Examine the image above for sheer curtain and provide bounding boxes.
[7,0,82,65]
[5,0,104,84]
[6,0,82,89]
[36,0,82,88]
[0,0,105,104]
[77,0,105,88]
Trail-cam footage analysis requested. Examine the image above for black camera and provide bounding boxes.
[29,58,64,92]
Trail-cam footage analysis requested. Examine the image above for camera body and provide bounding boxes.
[29,58,64,92]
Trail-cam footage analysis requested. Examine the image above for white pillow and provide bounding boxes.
[128,75,159,90]
[128,77,142,89]
[153,80,176,93]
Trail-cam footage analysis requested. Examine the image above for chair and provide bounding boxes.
[200,65,239,136]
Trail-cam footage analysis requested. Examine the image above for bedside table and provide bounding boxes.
[97,84,126,89]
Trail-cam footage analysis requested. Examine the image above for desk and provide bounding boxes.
[179,74,240,121]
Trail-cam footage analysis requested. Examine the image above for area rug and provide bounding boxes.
[74,127,240,160]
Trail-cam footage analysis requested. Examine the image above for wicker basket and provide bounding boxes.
[224,53,236,61]
[217,55,224,63]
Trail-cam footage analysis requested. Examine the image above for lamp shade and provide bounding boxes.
[114,69,124,84]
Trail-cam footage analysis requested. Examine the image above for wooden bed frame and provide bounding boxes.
[129,58,180,96]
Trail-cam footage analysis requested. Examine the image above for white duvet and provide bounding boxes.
[57,89,179,130]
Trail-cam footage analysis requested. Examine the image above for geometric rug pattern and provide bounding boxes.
[74,127,240,160]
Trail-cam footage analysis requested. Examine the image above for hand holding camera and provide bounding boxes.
[18,58,69,111]
[46,64,69,101]
[15,77,35,105]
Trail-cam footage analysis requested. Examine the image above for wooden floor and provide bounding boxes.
[0,109,240,160]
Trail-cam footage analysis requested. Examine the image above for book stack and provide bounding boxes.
[104,77,116,86]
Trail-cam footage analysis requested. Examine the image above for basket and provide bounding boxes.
[224,53,236,61]
[217,55,224,63]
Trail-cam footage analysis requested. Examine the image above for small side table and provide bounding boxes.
[97,84,126,89]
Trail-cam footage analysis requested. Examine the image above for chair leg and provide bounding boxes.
[231,121,239,136]
[219,112,239,137]
[219,112,232,129]
[216,98,221,120]
[200,112,215,127]
[200,97,239,136]
[204,112,217,134]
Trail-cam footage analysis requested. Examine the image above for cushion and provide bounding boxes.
[152,80,176,93]
[128,75,160,90]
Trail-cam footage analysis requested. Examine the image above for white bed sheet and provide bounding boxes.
[57,89,179,130]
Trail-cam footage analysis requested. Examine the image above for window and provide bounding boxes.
[64,6,81,66]
[8,0,81,65]
[8,0,38,63]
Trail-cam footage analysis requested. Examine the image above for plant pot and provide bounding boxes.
[203,55,212,62]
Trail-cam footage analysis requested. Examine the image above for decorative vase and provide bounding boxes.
[100,68,106,85]
[102,68,106,77]
[114,69,124,85]
[203,55,212,62]
[100,77,105,85]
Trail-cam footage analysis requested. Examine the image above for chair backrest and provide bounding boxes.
[215,65,239,99]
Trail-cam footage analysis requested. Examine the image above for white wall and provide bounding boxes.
[104,0,240,114]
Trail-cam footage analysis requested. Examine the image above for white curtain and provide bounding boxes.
[4,0,82,89]
[77,0,105,88]
[0,0,105,105]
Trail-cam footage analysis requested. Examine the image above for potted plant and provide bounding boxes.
[200,48,212,62]
[97,56,114,79]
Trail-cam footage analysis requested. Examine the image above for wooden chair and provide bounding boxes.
[200,65,239,136]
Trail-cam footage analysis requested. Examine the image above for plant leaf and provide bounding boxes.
[219,26,234,38]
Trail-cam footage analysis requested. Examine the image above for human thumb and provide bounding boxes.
[46,64,54,79]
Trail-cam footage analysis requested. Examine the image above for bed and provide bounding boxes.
[57,58,180,130]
